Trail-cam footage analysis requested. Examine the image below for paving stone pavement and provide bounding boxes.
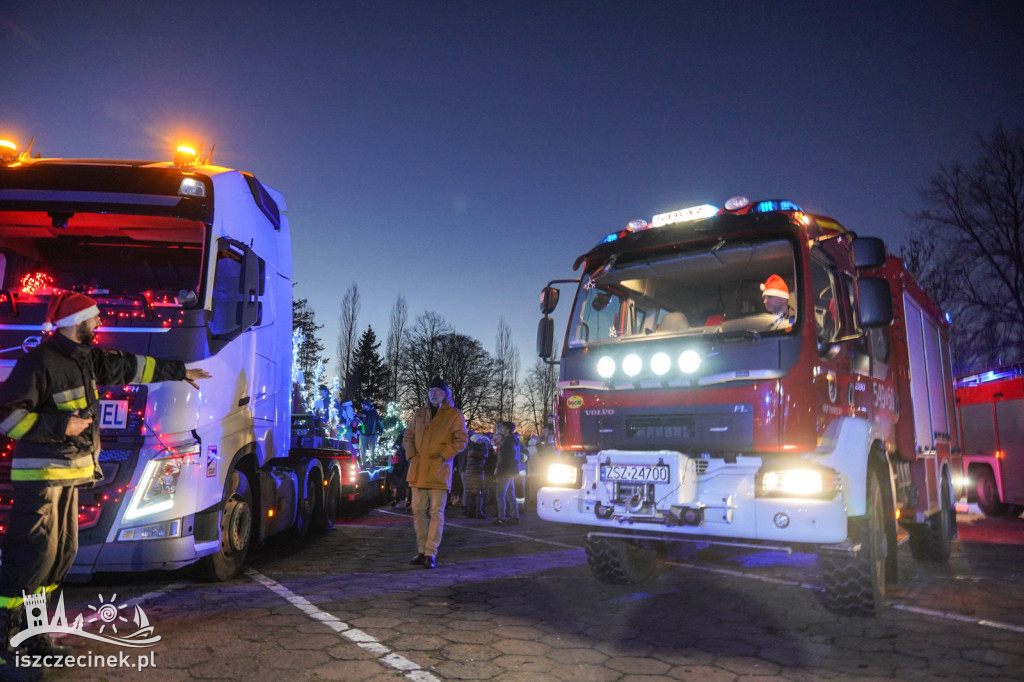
[26,506,1024,681]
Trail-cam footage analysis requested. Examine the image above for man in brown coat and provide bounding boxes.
[403,377,468,568]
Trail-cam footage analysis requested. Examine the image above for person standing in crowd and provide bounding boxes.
[390,428,410,508]
[462,433,490,518]
[0,292,210,679]
[403,377,467,568]
[492,421,521,526]
[358,399,383,465]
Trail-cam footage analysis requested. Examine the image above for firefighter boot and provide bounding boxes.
[1,607,43,682]
[22,594,74,657]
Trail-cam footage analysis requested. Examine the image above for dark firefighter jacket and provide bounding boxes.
[0,333,186,487]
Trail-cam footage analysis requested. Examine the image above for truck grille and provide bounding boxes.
[626,415,695,441]
[580,404,753,451]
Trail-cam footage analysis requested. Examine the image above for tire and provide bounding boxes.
[199,469,254,581]
[975,467,1009,517]
[820,470,888,616]
[289,466,321,541]
[585,535,657,585]
[314,467,340,534]
[908,472,954,563]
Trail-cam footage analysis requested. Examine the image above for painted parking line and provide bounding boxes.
[245,568,441,682]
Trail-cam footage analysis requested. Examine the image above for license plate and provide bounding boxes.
[600,464,670,483]
[98,400,130,430]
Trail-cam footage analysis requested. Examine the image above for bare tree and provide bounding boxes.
[436,332,494,429]
[336,282,360,393]
[492,318,520,423]
[385,295,408,403]
[398,311,453,413]
[907,124,1024,374]
[519,350,559,436]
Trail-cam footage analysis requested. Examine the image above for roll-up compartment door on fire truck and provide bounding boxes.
[904,292,950,454]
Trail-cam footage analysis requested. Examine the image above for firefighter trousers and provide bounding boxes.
[0,485,79,607]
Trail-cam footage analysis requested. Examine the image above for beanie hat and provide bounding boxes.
[42,291,99,331]
[760,274,789,300]
[428,376,449,392]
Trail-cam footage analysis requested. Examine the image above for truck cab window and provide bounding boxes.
[810,256,839,346]
[210,246,244,337]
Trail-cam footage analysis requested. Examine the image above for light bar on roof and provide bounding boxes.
[652,204,718,227]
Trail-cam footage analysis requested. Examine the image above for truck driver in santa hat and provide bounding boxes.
[761,274,795,331]
[0,291,210,676]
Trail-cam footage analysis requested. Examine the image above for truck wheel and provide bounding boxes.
[975,467,1009,517]
[313,468,340,534]
[290,467,321,541]
[820,470,887,616]
[585,535,657,585]
[908,472,954,563]
[200,469,253,581]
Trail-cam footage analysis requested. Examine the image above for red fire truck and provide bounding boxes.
[536,197,962,615]
[956,365,1024,517]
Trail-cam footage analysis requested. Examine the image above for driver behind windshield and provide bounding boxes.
[761,274,795,331]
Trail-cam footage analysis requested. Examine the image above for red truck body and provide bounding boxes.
[956,366,1024,516]
[536,198,961,615]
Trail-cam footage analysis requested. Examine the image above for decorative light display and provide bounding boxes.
[20,271,54,295]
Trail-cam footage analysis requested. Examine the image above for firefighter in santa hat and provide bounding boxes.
[761,274,795,330]
[0,291,210,672]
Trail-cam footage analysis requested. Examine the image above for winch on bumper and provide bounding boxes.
[536,449,849,544]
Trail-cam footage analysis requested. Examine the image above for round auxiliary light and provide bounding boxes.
[622,353,642,377]
[596,356,616,379]
[678,349,701,374]
[650,352,671,376]
[724,196,750,211]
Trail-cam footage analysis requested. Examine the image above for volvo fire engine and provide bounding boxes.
[955,365,1024,517]
[0,139,347,580]
[536,197,961,615]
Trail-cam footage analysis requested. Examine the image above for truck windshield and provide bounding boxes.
[567,238,798,348]
[0,212,206,311]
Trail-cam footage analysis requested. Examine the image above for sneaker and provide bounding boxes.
[423,556,437,569]
[409,553,425,565]
[492,519,505,526]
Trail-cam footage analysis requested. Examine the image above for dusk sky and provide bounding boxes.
[3,2,1022,380]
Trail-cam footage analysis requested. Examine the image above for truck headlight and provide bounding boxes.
[757,465,840,499]
[124,443,201,520]
[546,462,579,487]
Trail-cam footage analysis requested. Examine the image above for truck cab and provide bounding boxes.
[536,197,961,615]
[0,140,339,580]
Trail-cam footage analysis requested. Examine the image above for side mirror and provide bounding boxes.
[853,237,887,270]
[857,277,893,327]
[537,317,554,359]
[540,286,560,315]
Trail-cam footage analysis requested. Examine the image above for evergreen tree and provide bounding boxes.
[293,297,327,394]
[345,326,390,407]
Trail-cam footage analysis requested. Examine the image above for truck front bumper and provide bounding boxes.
[536,450,850,545]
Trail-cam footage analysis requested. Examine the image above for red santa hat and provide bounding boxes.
[42,291,100,331]
[760,274,789,300]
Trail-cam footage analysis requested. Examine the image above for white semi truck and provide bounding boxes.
[0,140,344,580]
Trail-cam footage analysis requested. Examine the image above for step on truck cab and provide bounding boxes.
[0,140,343,580]
[536,197,962,615]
